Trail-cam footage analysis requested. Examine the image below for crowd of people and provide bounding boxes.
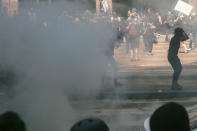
[24,6,197,55]
[1,102,197,131]
[119,7,197,61]
[46,7,197,62]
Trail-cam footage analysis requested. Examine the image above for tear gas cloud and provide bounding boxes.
[0,1,117,131]
[0,0,189,131]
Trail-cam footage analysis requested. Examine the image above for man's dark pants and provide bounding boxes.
[168,56,182,85]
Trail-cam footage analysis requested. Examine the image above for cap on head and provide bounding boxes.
[0,111,26,131]
[71,118,109,131]
[150,102,190,131]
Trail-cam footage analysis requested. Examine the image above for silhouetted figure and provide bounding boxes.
[150,102,190,131]
[104,28,122,87]
[127,22,140,61]
[70,118,109,131]
[168,28,188,90]
[0,111,26,131]
[144,23,155,56]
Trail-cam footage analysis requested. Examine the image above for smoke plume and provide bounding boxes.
[0,1,116,131]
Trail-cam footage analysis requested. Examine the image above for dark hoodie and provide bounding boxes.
[168,28,188,58]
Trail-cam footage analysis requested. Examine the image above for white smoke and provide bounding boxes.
[0,1,117,131]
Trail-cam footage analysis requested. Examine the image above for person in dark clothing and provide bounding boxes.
[144,23,155,56]
[168,28,188,90]
[104,28,122,87]
[127,21,140,61]
[0,111,26,131]
[146,8,155,24]
[141,102,191,131]
[150,102,190,131]
[71,118,109,131]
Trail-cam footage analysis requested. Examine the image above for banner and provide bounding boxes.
[174,0,193,16]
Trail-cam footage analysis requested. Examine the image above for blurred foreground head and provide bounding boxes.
[150,102,190,131]
[70,118,109,131]
[174,27,189,41]
[0,111,26,131]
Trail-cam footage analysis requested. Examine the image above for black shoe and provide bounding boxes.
[171,83,183,90]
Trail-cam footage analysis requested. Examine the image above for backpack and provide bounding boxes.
[129,25,137,37]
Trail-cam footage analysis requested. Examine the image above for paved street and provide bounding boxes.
[68,35,197,131]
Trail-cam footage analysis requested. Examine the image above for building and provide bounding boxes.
[1,0,18,16]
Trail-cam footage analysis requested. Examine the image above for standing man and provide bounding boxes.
[103,26,122,87]
[143,23,155,56]
[127,21,140,61]
[168,28,188,90]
